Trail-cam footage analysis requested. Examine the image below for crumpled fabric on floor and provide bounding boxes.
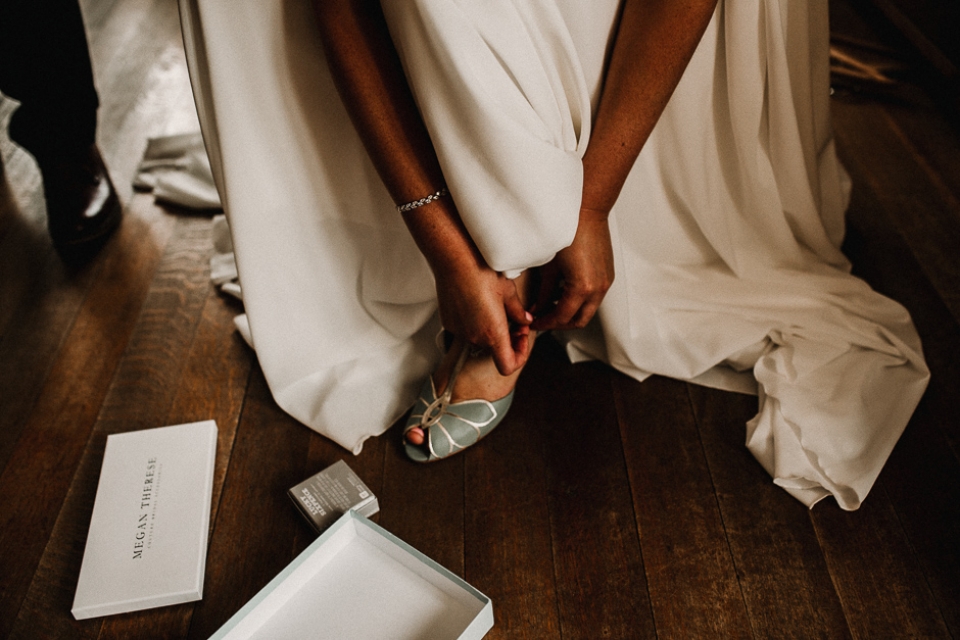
[179,0,929,509]
[136,136,243,330]
[208,213,248,343]
[209,214,239,291]
[134,132,222,210]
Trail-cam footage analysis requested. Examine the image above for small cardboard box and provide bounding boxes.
[72,421,218,619]
[209,511,493,640]
[288,460,379,533]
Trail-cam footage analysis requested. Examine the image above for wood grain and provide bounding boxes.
[836,116,960,637]
[616,374,752,639]
[1,1,959,638]
[0,198,176,638]
[832,99,960,326]
[97,283,254,640]
[463,339,562,640]
[184,367,313,640]
[689,386,853,639]
[534,341,656,640]
[812,493,950,638]
[0,118,102,477]
[379,425,467,577]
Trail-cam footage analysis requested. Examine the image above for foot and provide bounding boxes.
[404,332,534,448]
[39,144,122,258]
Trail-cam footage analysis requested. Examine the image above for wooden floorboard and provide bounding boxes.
[811,493,951,638]
[182,366,313,640]
[0,247,97,475]
[95,296,252,640]
[380,427,466,577]
[536,345,653,640]
[2,0,960,638]
[834,99,960,327]
[837,110,960,638]
[616,374,752,639]
[876,402,960,637]
[689,387,854,640]
[463,342,563,640]
[7,213,215,639]
[0,197,176,639]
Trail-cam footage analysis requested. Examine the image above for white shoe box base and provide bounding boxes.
[210,511,493,640]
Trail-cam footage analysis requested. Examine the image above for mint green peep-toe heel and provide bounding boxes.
[403,346,514,463]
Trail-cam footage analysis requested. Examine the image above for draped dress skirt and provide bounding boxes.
[179,0,929,510]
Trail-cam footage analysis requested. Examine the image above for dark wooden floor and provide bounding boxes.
[2,1,959,638]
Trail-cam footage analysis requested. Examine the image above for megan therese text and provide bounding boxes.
[132,457,158,560]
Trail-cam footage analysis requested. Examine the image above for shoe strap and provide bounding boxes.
[420,345,469,428]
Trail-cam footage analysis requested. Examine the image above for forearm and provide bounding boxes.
[581,0,718,216]
[312,0,479,273]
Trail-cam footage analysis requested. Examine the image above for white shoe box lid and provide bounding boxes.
[71,420,218,620]
[209,511,494,640]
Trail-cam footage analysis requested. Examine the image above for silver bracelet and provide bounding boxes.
[397,187,449,213]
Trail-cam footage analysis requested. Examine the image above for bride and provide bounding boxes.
[179,0,928,510]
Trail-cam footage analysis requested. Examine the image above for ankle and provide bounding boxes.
[434,333,536,403]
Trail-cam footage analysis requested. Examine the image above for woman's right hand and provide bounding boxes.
[433,254,533,376]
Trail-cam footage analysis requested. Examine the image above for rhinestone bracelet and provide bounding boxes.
[397,187,449,213]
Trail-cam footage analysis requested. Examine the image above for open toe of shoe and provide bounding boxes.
[403,377,514,463]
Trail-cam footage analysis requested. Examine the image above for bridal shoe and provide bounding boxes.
[403,346,514,463]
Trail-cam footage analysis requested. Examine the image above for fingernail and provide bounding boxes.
[525,311,533,322]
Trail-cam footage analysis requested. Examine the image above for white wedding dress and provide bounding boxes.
[179,0,929,510]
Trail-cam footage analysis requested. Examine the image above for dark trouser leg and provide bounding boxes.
[0,0,119,255]
[0,0,100,161]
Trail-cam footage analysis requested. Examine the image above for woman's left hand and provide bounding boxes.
[532,210,614,331]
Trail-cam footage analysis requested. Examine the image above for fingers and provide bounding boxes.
[489,328,528,376]
[530,216,615,331]
[457,306,529,377]
[532,284,607,331]
[491,307,533,376]
[434,263,536,375]
[503,288,534,328]
[483,278,533,374]
[568,299,601,329]
[534,263,561,316]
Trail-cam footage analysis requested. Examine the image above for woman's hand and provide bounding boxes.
[528,0,716,333]
[433,253,533,376]
[315,2,534,375]
[532,210,614,331]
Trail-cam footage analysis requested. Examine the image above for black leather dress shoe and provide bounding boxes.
[39,144,121,257]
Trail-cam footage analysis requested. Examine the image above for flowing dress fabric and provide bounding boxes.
[179,0,929,510]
